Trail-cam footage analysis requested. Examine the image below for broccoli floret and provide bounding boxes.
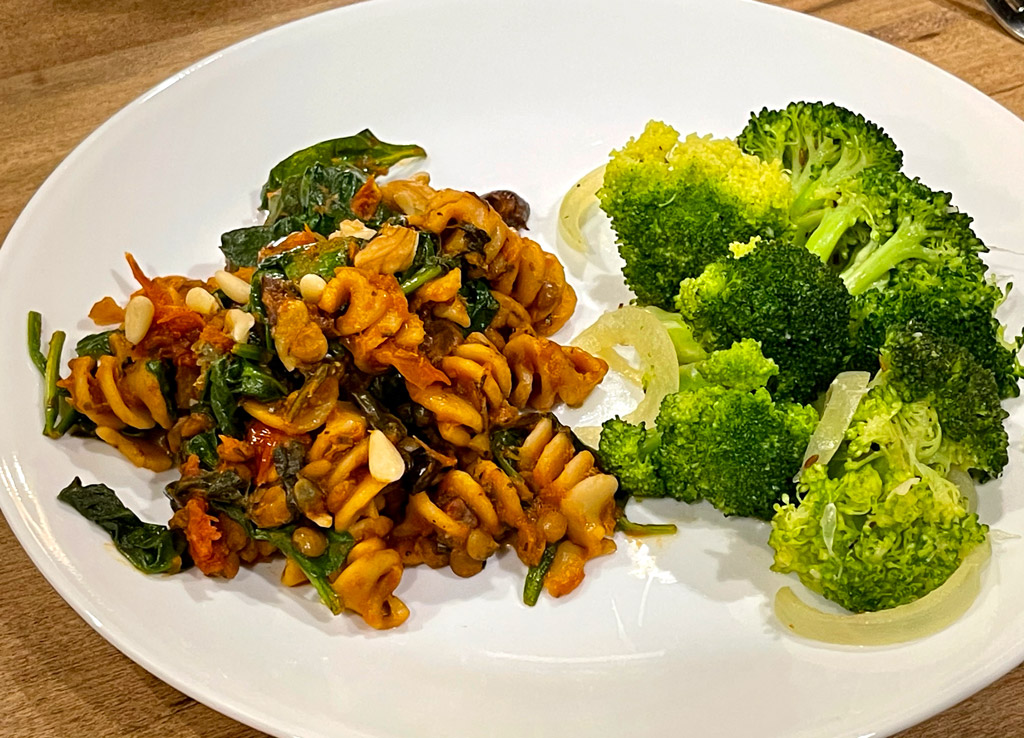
[598,121,793,308]
[878,327,1009,478]
[802,169,987,296]
[769,327,999,613]
[738,101,903,232]
[688,332,779,391]
[598,340,818,520]
[598,419,665,498]
[769,463,987,612]
[675,237,851,403]
[656,384,818,518]
[849,262,1021,399]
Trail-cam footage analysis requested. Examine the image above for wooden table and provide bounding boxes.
[1,1,1022,736]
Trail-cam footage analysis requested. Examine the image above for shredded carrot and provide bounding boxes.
[374,342,450,388]
[180,453,201,478]
[199,323,235,353]
[125,252,154,293]
[181,497,231,577]
[351,176,382,221]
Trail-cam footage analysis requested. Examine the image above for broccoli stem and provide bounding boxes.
[399,265,444,295]
[804,204,861,263]
[790,145,868,224]
[840,221,930,295]
[644,306,707,364]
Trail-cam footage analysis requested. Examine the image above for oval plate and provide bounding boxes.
[2,1,1024,737]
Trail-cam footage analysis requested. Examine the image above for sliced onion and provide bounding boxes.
[557,164,606,252]
[774,537,991,646]
[571,305,680,443]
[820,502,837,556]
[947,466,979,514]
[799,371,871,477]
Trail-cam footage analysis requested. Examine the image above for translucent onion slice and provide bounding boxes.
[947,466,978,514]
[558,164,606,252]
[799,371,871,475]
[774,537,991,646]
[571,305,680,443]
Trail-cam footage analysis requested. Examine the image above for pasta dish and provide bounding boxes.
[34,132,620,629]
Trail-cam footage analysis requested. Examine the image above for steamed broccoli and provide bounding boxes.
[598,121,793,308]
[598,340,818,519]
[874,327,1009,478]
[849,262,1021,398]
[769,327,998,612]
[675,237,851,403]
[738,101,903,234]
[769,463,987,613]
[800,168,987,295]
[598,419,665,499]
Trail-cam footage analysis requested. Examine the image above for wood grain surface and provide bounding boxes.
[1,1,1022,736]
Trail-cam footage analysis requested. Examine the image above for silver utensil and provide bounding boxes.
[985,0,1024,42]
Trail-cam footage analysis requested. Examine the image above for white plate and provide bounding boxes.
[3,1,1024,736]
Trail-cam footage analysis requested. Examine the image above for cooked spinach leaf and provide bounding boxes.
[183,429,219,470]
[204,354,288,436]
[265,164,368,234]
[273,441,306,491]
[398,233,459,295]
[225,356,288,401]
[219,215,307,270]
[261,130,426,209]
[490,427,528,482]
[460,279,500,334]
[259,237,351,283]
[145,360,176,419]
[59,478,184,574]
[165,469,249,509]
[231,342,271,362]
[206,355,240,436]
[246,270,274,351]
[455,223,492,254]
[282,240,349,282]
[75,330,116,359]
[218,505,355,614]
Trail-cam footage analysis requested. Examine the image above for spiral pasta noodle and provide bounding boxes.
[407,189,578,336]
[516,416,619,597]
[331,538,409,630]
[60,335,175,471]
[503,333,609,411]
[291,402,412,627]
[393,459,546,578]
[404,333,517,452]
[315,267,447,389]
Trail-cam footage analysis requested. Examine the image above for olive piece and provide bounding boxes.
[482,189,530,231]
